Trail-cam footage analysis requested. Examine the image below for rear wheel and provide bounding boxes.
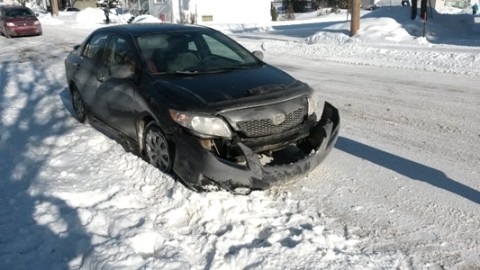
[71,87,87,123]
[144,122,173,173]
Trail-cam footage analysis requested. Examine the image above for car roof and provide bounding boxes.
[94,23,214,36]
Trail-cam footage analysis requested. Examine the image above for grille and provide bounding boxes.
[15,22,34,27]
[237,108,305,137]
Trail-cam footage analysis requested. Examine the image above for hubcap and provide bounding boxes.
[145,127,171,172]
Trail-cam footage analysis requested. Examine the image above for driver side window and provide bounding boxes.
[82,33,108,61]
[104,35,134,66]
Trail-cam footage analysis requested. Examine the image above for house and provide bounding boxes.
[136,0,271,24]
[272,0,317,12]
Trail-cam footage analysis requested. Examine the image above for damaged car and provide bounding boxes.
[64,24,339,193]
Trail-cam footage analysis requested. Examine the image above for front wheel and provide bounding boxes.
[144,122,174,173]
[71,87,87,123]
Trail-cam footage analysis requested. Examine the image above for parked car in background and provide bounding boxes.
[0,5,42,38]
[62,7,80,12]
[64,24,340,194]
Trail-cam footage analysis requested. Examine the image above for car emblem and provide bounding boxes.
[272,113,286,125]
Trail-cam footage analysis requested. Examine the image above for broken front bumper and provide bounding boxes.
[173,102,340,192]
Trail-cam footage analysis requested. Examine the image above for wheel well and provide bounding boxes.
[68,81,77,94]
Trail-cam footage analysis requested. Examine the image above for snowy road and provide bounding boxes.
[1,14,479,269]
[234,29,480,267]
[267,54,480,268]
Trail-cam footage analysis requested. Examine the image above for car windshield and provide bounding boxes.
[136,30,261,74]
[4,8,35,18]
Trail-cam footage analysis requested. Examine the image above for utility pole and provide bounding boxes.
[50,0,59,16]
[350,0,360,36]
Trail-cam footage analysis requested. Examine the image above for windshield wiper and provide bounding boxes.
[218,65,253,71]
[201,64,259,73]
[174,70,200,75]
[172,63,260,75]
[172,68,224,75]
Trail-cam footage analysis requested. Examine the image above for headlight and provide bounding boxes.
[307,95,325,117]
[6,22,15,27]
[34,21,41,25]
[307,95,318,116]
[170,110,232,139]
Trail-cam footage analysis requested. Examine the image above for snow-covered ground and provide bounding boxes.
[1,5,479,270]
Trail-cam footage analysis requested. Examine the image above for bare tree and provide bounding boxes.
[50,0,59,16]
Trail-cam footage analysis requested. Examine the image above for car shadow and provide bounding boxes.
[0,54,92,268]
[335,136,480,204]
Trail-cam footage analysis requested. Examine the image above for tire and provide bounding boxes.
[71,87,87,123]
[144,122,174,173]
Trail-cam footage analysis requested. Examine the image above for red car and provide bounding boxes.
[0,5,42,38]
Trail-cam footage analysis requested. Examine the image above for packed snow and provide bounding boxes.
[1,4,479,270]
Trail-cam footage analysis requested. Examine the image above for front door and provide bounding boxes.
[75,32,110,121]
[103,34,138,139]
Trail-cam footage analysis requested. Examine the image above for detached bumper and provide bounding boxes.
[173,102,340,191]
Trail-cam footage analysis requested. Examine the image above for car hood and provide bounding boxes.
[154,64,309,111]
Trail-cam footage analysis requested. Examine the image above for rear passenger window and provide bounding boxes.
[82,33,108,61]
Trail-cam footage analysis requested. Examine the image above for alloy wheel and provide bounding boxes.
[145,123,172,173]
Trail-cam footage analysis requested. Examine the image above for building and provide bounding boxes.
[136,0,271,24]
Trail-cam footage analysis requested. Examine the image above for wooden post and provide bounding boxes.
[350,0,360,36]
[50,0,59,16]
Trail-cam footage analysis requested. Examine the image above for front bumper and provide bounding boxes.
[6,25,42,37]
[173,102,340,192]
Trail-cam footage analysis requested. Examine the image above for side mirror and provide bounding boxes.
[110,64,135,79]
[73,45,81,51]
[252,50,264,60]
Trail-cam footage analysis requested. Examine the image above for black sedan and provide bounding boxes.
[64,24,339,194]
